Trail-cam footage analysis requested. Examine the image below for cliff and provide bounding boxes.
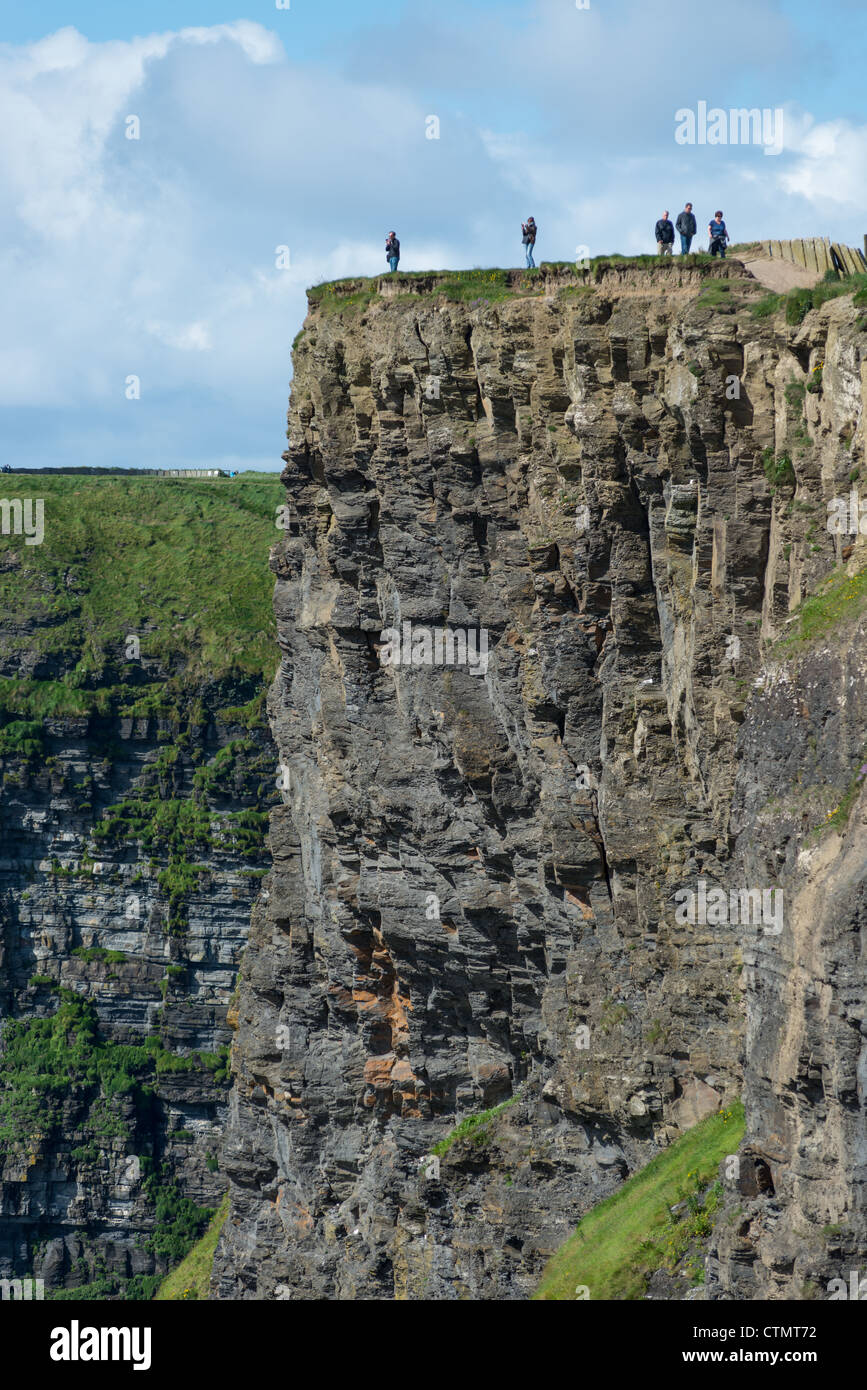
[211,256,867,1300]
[0,476,280,1297]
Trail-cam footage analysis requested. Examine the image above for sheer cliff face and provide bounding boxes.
[215,263,867,1299]
[0,704,272,1291]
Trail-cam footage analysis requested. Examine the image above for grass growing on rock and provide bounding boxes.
[747,272,867,325]
[142,1163,215,1265]
[811,755,867,838]
[750,291,784,319]
[784,272,867,325]
[155,1193,229,1300]
[0,990,231,1158]
[307,256,739,317]
[762,447,796,492]
[430,1094,520,1158]
[534,1102,745,1300]
[776,563,867,653]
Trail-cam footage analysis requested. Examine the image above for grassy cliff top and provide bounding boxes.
[0,473,283,724]
[304,255,743,316]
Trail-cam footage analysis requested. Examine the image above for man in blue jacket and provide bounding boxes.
[676,204,697,254]
[655,211,675,256]
[386,232,400,272]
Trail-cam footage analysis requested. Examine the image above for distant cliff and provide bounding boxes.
[0,476,280,1297]
[212,257,867,1300]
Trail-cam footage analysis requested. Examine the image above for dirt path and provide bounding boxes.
[740,256,822,293]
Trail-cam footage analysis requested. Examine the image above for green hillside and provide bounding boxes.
[0,473,284,727]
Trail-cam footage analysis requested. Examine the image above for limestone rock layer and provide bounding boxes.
[214,262,867,1300]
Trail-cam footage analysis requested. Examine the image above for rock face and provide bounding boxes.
[708,612,867,1299]
[213,262,867,1299]
[0,713,269,1290]
[0,478,279,1294]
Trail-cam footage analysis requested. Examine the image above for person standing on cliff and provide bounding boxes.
[708,211,729,257]
[676,203,697,254]
[522,217,537,268]
[655,211,675,256]
[386,231,400,272]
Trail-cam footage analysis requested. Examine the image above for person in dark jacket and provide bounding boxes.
[708,212,729,258]
[655,211,675,256]
[522,217,537,268]
[676,204,697,254]
[385,232,400,272]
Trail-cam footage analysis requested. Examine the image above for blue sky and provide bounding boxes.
[1,0,865,471]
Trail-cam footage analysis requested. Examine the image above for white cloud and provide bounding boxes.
[145,320,213,352]
[0,21,472,437]
[173,22,283,66]
[1,9,864,469]
[776,113,867,207]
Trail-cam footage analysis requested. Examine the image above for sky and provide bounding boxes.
[1,0,866,471]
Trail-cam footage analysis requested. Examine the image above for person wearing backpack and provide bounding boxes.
[655,211,675,256]
[676,203,697,254]
[522,217,537,268]
[385,232,400,272]
[708,212,729,258]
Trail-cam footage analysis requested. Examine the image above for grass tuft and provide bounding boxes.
[430,1094,519,1158]
[777,563,867,653]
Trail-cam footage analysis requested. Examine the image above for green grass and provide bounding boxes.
[72,947,129,964]
[155,1193,229,1300]
[784,271,867,325]
[785,379,807,410]
[695,281,734,309]
[0,475,282,728]
[45,1169,214,1299]
[0,719,45,757]
[747,273,867,326]
[309,267,531,312]
[776,563,867,653]
[48,1273,163,1301]
[534,1102,745,1300]
[430,1094,519,1159]
[436,269,518,303]
[750,291,784,319]
[762,447,796,491]
[306,285,379,315]
[306,256,737,317]
[811,755,867,838]
[142,1165,214,1264]
[0,991,229,1157]
[91,784,272,933]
